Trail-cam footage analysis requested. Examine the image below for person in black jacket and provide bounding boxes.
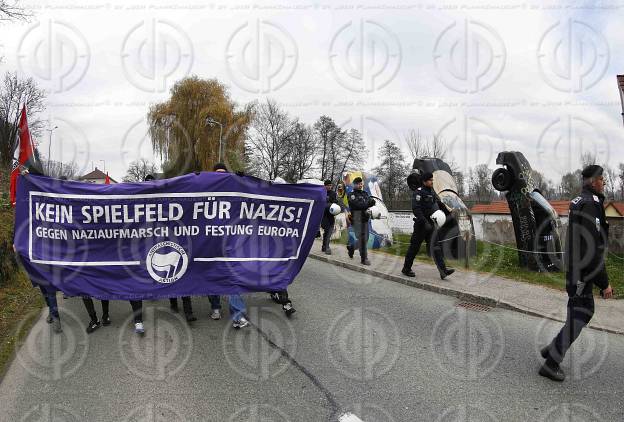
[321,180,340,255]
[539,165,614,382]
[347,177,375,265]
[401,172,455,280]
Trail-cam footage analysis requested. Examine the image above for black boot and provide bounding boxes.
[347,245,354,259]
[539,359,565,382]
[401,268,415,277]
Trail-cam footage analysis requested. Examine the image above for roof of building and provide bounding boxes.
[606,201,624,216]
[80,167,118,183]
[471,200,624,217]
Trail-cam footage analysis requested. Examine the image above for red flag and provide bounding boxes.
[104,172,111,185]
[10,106,36,206]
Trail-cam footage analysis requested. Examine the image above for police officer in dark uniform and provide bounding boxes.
[321,180,340,255]
[539,165,613,382]
[347,177,375,265]
[401,172,455,280]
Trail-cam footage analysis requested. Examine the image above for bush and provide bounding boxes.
[0,209,17,289]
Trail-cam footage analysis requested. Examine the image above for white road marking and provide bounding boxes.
[338,413,364,422]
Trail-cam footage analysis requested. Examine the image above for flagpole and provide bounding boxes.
[46,124,58,173]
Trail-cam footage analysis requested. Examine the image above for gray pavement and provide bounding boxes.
[312,239,624,335]
[1,258,624,421]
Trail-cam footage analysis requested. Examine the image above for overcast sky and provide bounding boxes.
[1,0,623,183]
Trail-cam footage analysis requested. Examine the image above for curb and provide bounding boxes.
[309,252,624,336]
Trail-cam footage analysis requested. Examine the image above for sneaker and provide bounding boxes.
[210,309,222,320]
[134,322,145,335]
[46,313,53,324]
[185,313,197,322]
[233,317,250,329]
[283,303,296,317]
[361,259,371,266]
[86,320,101,334]
[52,318,62,334]
[102,315,111,326]
[539,361,565,382]
[401,268,416,277]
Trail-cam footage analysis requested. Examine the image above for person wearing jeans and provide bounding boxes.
[129,300,144,334]
[208,294,249,328]
[40,285,62,333]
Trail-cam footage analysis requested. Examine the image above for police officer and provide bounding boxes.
[321,180,340,255]
[401,172,455,280]
[347,177,375,265]
[539,165,613,382]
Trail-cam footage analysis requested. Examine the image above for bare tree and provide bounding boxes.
[246,99,296,180]
[0,1,30,21]
[454,170,466,197]
[404,129,447,161]
[468,164,495,203]
[281,121,318,182]
[374,140,409,202]
[123,158,159,182]
[603,165,618,200]
[313,116,343,180]
[0,72,45,191]
[404,129,426,161]
[39,159,78,180]
[337,128,366,180]
[581,151,597,168]
[618,163,624,200]
[559,170,582,199]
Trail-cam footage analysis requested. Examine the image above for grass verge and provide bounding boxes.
[0,206,44,380]
[0,271,43,379]
[333,231,624,298]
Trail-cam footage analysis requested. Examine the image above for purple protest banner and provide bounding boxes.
[13,172,325,300]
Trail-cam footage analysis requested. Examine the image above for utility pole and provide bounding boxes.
[617,75,624,126]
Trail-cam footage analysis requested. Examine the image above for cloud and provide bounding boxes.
[0,0,622,183]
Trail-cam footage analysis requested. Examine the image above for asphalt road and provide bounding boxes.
[1,259,623,422]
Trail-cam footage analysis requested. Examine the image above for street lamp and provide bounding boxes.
[46,125,58,173]
[205,117,224,162]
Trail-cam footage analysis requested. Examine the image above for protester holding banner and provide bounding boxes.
[40,285,62,333]
[81,298,110,333]
[13,167,324,307]
[169,297,197,322]
[321,180,340,255]
[211,163,250,328]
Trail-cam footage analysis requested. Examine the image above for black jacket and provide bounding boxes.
[565,186,609,297]
[411,186,440,224]
[348,189,375,223]
[321,190,340,228]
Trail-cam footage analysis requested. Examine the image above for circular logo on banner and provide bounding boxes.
[146,241,188,284]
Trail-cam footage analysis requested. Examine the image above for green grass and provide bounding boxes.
[333,231,624,298]
[0,271,43,379]
[0,208,44,379]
